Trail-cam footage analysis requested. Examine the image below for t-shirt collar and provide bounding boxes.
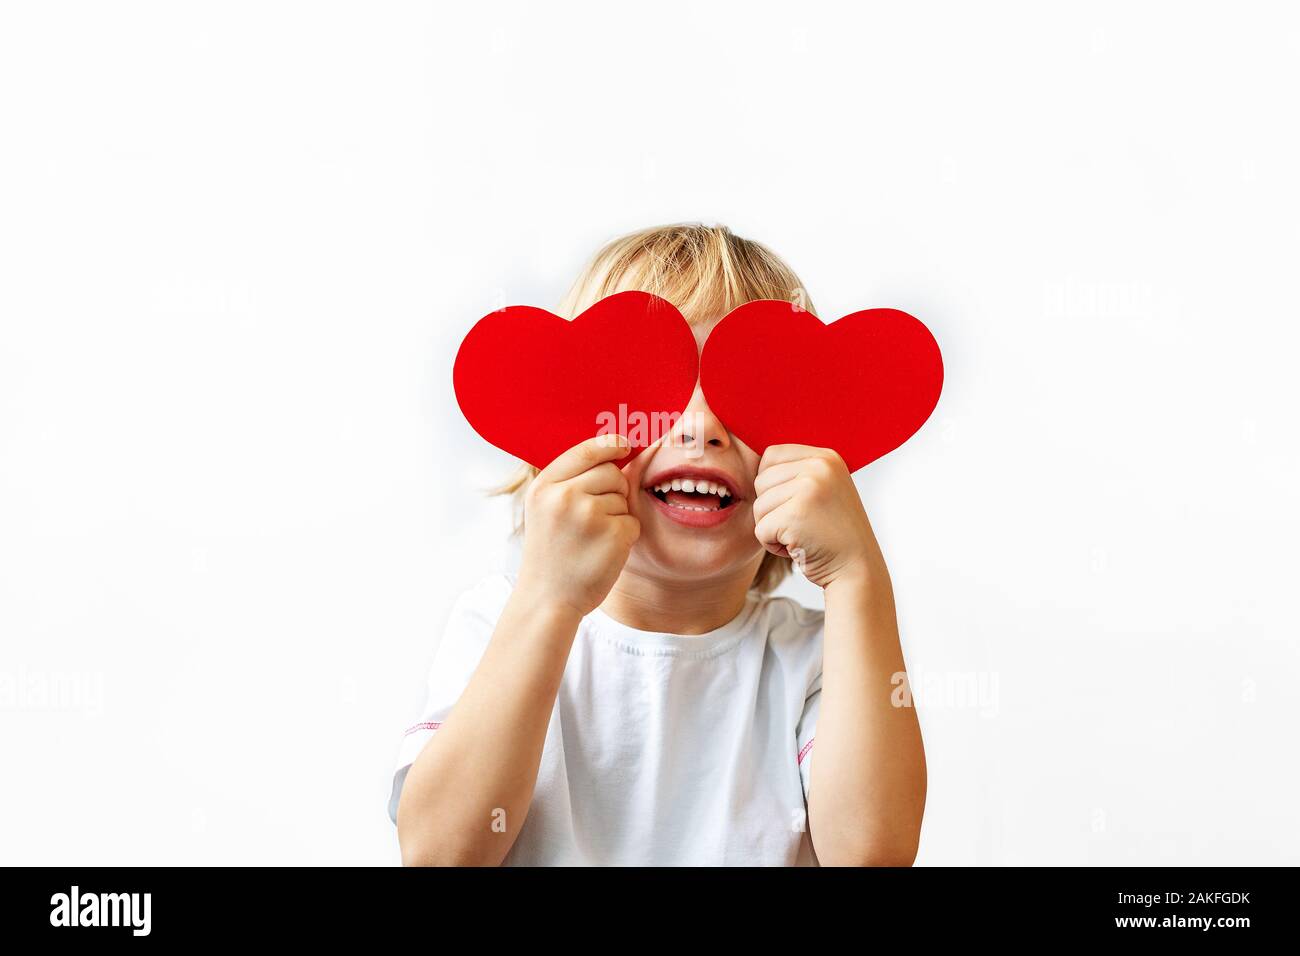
[585,593,761,658]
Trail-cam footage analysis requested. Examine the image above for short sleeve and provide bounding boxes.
[387,573,514,824]
[796,670,822,801]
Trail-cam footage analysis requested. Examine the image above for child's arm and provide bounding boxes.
[396,434,639,866]
[753,445,927,866]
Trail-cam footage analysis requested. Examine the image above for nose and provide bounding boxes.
[670,382,731,451]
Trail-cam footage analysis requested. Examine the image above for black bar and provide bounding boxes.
[3,866,1289,943]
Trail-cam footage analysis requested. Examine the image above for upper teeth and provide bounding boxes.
[652,477,732,498]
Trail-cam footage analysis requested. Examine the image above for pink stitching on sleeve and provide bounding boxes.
[798,737,815,765]
[404,721,443,736]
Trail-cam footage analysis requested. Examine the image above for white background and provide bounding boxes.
[2,2,1297,865]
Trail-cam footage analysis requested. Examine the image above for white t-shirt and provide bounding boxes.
[388,572,825,866]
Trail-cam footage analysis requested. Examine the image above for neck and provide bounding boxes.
[599,558,762,635]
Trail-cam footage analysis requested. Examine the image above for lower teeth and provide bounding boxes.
[651,490,731,511]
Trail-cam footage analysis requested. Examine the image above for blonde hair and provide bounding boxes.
[495,223,814,594]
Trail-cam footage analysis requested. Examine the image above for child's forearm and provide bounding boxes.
[808,564,927,866]
[396,587,582,866]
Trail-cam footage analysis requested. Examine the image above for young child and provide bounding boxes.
[389,224,926,866]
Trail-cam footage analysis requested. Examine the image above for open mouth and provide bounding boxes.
[648,477,736,513]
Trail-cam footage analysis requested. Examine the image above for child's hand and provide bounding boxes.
[516,434,641,616]
[752,444,884,591]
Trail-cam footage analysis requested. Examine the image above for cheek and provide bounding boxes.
[621,454,644,483]
[731,444,761,486]
[620,457,648,500]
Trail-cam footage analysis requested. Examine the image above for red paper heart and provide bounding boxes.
[453,291,700,470]
[700,301,943,471]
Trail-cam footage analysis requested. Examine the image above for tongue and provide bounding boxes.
[664,490,721,511]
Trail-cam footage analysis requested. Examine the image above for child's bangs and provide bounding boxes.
[559,224,810,326]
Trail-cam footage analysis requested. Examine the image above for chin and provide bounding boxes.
[623,475,761,585]
[627,530,760,586]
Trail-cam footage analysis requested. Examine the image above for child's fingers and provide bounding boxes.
[571,461,630,497]
[590,492,630,516]
[753,459,807,497]
[542,434,630,483]
[754,500,797,557]
[752,479,804,525]
[613,513,641,544]
[756,443,822,471]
